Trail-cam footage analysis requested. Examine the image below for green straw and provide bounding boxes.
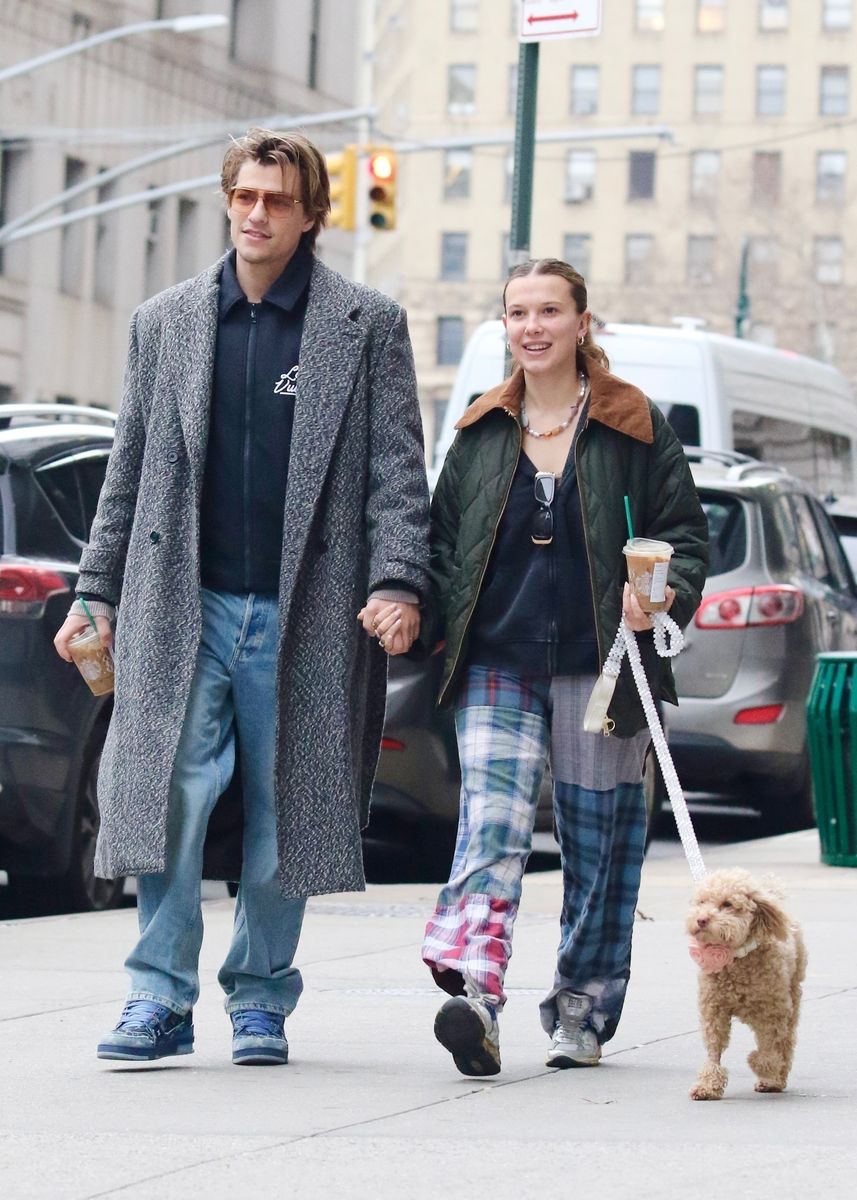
[623,495,635,540]
[79,596,99,633]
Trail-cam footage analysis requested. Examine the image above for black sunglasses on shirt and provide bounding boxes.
[532,471,556,546]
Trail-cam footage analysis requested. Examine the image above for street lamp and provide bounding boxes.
[0,14,229,85]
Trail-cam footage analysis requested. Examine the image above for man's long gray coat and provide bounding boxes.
[77,256,430,897]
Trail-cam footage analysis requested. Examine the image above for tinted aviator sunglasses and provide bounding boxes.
[228,187,303,216]
[532,471,556,546]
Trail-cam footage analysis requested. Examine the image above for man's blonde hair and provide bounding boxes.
[221,127,330,248]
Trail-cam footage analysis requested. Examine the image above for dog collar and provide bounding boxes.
[733,936,759,959]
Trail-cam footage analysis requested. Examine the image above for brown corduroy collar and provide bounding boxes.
[455,358,654,445]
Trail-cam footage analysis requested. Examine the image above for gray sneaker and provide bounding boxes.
[546,991,601,1069]
[434,996,501,1077]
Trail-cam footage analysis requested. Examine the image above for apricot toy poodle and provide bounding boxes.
[686,868,806,1101]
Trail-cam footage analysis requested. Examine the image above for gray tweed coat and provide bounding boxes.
[77,255,430,897]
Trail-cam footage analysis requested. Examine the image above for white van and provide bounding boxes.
[431,319,857,496]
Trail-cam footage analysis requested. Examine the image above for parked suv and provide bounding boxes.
[0,404,121,911]
[669,450,857,829]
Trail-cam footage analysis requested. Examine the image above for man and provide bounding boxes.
[54,128,429,1067]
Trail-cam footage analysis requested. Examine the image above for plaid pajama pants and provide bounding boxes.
[422,666,650,1044]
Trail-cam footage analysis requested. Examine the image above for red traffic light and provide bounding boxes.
[368,151,396,182]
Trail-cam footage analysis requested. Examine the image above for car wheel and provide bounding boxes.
[59,737,125,912]
[759,761,816,834]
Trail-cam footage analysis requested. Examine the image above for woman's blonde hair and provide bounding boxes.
[503,257,609,370]
[221,127,330,248]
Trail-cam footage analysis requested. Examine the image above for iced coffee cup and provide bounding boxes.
[68,626,115,696]
[622,537,674,613]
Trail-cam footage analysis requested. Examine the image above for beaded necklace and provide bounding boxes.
[521,371,587,439]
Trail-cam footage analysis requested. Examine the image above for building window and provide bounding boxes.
[500,233,514,278]
[440,232,468,281]
[687,235,716,285]
[694,65,724,115]
[689,150,720,200]
[565,150,596,203]
[0,146,28,278]
[748,236,780,286]
[437,316,465,365]
[504,151,513,204]
[93,178,117,306]
[443,149,472,200]
[816,151,847,202]
[507,63,518,116]
[697,1,726,33]
[759,0,789,30]
[820,66,849,115]
[60,157,87,297]
[632,65,661,115]
[823,0,852,30]
[176,197,199,282]
[625,234,654,284]
[752,151,782,203]
[628,151,656,200]
[814,236,844,284]
[813,322,837,363]
[757,66,786,115]
[447,64,476,114]
[570,65,599,115]
[563,234,592,279]
[636,0,665,31]
[450,0,479,32]
[143,196,165,299]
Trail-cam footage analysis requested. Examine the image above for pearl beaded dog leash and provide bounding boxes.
[584,613,708,883]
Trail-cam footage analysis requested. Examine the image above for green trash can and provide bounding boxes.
[806,652,857,867]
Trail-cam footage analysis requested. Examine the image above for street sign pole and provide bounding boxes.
[509,39,539,267]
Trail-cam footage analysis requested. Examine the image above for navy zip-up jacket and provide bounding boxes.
[198,242,312,595]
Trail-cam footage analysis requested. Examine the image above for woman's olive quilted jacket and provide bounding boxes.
[426,361,709,737]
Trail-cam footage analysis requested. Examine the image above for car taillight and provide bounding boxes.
[381,737,405,751]
[0,564,69,617]
[734,705,785,725]
[695,586,804,630]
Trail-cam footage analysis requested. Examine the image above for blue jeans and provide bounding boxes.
[124,588,305,1018]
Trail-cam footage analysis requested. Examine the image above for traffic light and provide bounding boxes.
[367,148,397,231]
[327,145,357,231]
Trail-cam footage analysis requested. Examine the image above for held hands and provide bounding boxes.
[54,614,113,662]
[357,598,420,656]
[622,582,675,633]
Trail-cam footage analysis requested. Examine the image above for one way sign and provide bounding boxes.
[519,0,602,42]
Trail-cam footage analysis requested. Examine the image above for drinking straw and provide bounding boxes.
[623,495,635,540]
[79,596,99,633]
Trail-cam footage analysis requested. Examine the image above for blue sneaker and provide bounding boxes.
[231,1009,288,1066]
[97,1000,194,1061]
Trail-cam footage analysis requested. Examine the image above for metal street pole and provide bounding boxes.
[0,15,228,85]
[0,107,376,244]
[735,237,751,339]
[509,41,539,266]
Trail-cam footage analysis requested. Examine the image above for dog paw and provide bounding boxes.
[690,1083,723,1101]
[754,1081,785,1093]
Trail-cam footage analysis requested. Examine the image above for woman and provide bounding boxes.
[417,258,708,1077]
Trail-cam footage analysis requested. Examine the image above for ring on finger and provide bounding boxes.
[379,638,386,648]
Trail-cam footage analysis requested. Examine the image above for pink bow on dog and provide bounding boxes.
[688,938,735,974]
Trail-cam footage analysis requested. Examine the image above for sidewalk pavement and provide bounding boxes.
[1,830,855,1200]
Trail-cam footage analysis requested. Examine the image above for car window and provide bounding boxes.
[809,497,855,595]
[769,495,802,572]
[33,451,109,545]
[699,493,747,576]
[790,494,833,585]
